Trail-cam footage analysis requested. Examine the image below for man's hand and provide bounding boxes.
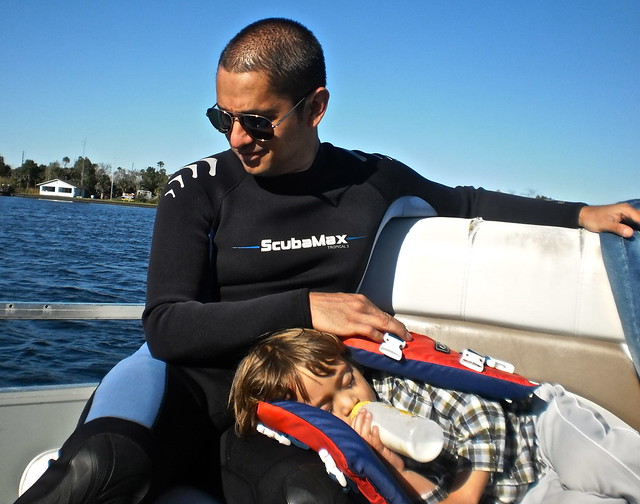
[579,203,640,238]
[309,291,411,343]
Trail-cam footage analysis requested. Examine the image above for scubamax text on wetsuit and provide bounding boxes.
[260,234,349,252]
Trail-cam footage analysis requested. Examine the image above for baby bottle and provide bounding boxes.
[350,401,444,462]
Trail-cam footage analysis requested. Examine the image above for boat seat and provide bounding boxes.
[358,217,639,428]
[18,450,59,498]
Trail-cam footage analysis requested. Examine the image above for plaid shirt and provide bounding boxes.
[370,372,545,503]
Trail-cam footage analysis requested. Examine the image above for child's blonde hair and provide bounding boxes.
[230,328,349,435]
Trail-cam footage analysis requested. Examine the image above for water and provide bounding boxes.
[0,196,156,387]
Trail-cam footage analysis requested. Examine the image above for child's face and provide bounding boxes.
[295,358,376,424]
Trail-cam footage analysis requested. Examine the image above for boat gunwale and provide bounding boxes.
[0,302,144,320]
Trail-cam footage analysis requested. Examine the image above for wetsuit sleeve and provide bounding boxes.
[442,184,585,228]
[370,154,586,228]
[142,163,312,366]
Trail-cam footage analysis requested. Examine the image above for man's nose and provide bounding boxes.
[227,118,254,149]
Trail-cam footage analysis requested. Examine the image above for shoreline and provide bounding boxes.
[8,193,157,209]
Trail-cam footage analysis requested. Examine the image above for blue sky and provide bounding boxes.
[1,1,638,204]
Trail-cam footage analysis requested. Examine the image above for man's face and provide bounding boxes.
[215,67,318,177]
[295,359,377,425]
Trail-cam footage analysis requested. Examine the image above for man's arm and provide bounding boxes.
[376,154,638,237]
[143,160,313,364]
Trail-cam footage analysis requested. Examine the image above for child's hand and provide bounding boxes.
[350,409,406,473]
[351,409,438,500]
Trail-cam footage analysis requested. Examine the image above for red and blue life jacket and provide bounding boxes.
[256,332,538,504]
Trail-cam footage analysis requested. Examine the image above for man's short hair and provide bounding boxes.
[218,18,326,102]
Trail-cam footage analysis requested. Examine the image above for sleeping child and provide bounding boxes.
[229,328,640,504]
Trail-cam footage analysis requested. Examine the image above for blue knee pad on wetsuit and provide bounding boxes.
[84,343,167,428]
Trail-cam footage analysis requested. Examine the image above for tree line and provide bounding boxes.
[0,154,169,201]
[0,154,554,202]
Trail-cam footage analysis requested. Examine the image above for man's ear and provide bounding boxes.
[307,87,330,127]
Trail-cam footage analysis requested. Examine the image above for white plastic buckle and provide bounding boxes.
[256,423,291,446]
[318,448,348,488]
[379,332,406,361]
[460,349,516,374]
[459,349,485,372]
[485,356,515,374]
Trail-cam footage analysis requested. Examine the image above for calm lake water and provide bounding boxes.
[0,196,156,387]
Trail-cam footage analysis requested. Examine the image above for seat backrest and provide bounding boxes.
[360,217,623,339]
[358,217,640,428]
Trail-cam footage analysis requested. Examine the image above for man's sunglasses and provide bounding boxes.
[206,94,309,141]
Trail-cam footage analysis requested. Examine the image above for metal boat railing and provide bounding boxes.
[0,302,145,394]
[0,302,145,320]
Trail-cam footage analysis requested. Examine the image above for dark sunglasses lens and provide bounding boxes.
[206,108,275,140]
[207,108,232,133]
[239,116,274,140]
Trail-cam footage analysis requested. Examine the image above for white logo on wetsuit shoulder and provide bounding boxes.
[260,234,354,252]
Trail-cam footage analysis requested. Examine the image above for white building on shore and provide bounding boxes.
[37,179,87,198]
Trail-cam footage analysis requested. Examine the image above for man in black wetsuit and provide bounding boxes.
[16,17,640,504]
